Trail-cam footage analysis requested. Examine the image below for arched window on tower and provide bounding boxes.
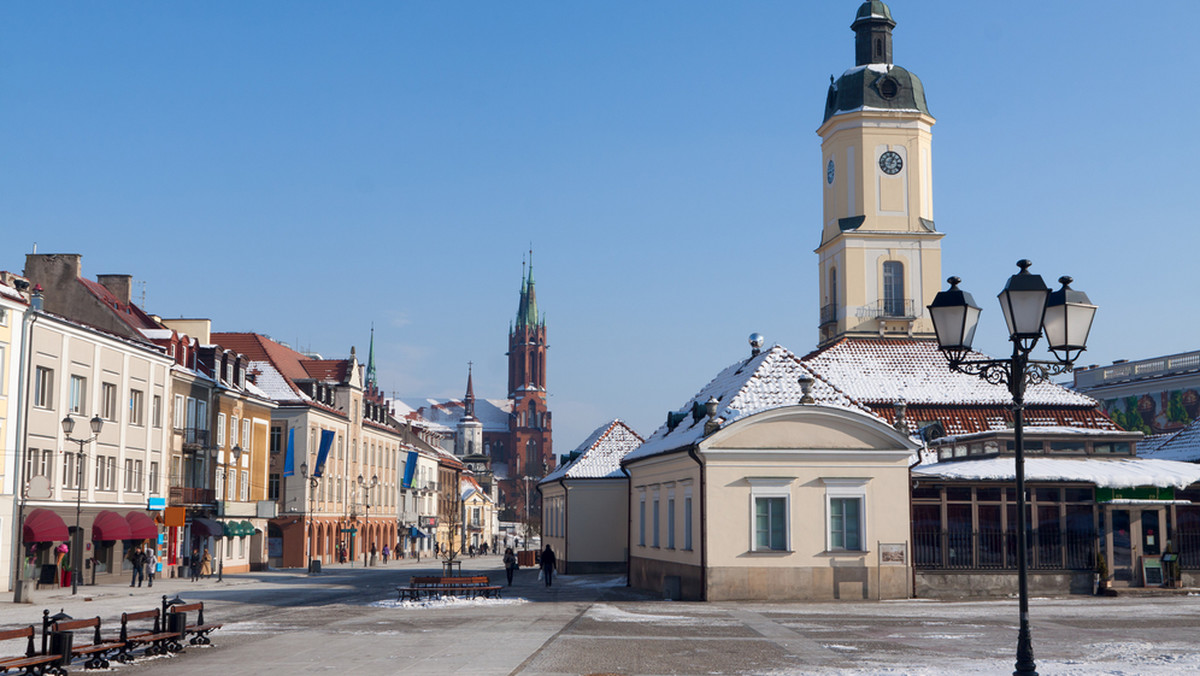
[875,39,882,59]
[525,439,538,477]
[829,267,838,310]
[528,400,538,429]
[883,260,905,317]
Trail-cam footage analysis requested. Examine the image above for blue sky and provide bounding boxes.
[2,2,1196,450]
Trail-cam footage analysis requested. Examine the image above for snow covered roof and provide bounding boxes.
[247,360,306,402]
[1140,420,1200,463]
[803,339,1098,407]
[138,328,175,341]
[624,344,880,463]
[542,419,644,483]
[913,456,1200,490]
[396,397,512,433]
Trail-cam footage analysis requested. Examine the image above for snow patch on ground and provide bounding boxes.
[370,596,529,610]
[585,604,741,627]
[562,575,627,588]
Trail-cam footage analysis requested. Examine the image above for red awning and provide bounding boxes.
[125,512,159,540]
[23,509,69,543]
[92,510,132,541]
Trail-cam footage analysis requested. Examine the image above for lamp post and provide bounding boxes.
[928,260,1097,676]
[217,445,241,583]
[357,474,378,567]
[61,414,103,596]
[300,463,320,573]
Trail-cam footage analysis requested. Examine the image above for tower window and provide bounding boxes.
[879,77,899,99]
[883,261,905,317]
[875,39,882,59]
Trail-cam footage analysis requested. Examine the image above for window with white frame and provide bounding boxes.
[69,375,86,414]
[824,478,869,552]
[638,491,646,546]
[667,489,676,549]
[124,458,134,491]
[240,470,249,501]
[652,490,660,547]
[230,416,238,449]
[215,468,225,500]
[149,461,159,494]
[134,460,143,492]
[748,477,793,552]
[217,413,226,447]
[242,419,250,449]
[152,395,162,428]
[173,394,185,429]
[129,389,144,426]
[0,346,5,393]
[101,382,117,421]
[34,367,53,408]
[684,486,693,551]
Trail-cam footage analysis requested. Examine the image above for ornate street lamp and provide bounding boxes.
[61,414,103,596]
[357,474,378,567]
[300,462,321,573]
[928,260,1096,676]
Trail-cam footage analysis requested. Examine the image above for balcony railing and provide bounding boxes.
[866,298,918,320]
[169,486,216,506]
[180,428,210,448]
[819,303,838,327]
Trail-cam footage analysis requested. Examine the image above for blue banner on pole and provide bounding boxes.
[402,450,417,488]
[314,430,335,477]
[283,428,295,477]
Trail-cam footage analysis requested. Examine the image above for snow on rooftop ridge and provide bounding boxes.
[625,344,880,463]
[543,419,645,483]
[248,360,301,401]
[1139,419,1200,463]
[802,339,1100,408]
[138,328,175,340]
[914,456,1200,490]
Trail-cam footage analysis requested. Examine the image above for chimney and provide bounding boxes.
[96,274,133,306]
[24,253,83,291]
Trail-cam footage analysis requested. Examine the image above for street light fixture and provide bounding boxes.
[300,462,320,573]
[928,260,1096,676]
[61,414,103,596]
[357,474,378,567]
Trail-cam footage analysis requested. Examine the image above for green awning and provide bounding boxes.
[239,520,256,536]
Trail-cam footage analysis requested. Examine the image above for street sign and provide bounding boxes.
[341,528,357,535]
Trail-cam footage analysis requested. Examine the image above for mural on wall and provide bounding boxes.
[1103,389,1200,435]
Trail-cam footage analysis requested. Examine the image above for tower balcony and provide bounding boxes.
[820,303,839,327]
[867,298,918,320]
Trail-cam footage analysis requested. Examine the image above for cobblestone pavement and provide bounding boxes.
[3,556,1199,675]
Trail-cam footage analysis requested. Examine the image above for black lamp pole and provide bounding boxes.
[61,414,103,596]
[928,260,1097,676]
[301,463,319,573]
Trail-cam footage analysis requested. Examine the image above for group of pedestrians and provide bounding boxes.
[127,545,159,587]
[503,545,557,587]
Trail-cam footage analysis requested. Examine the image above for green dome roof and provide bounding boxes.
[853,1,895,29]
[823,64,930,124]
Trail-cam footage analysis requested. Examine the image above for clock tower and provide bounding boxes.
[816,0,944,346]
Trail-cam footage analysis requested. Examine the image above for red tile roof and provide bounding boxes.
[78,277,163,333]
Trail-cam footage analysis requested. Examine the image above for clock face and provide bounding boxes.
[826,159,835,184]
[879,151,903,175]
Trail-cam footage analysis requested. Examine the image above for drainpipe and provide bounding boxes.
[558,478,568,573]
[620,463,631,587]
[907,435,926,600]
[11,287,40,600]
[686,444,706,601]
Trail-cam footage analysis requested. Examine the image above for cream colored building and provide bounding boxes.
[622,343,917,601]
[0,279,30,588]
[539,419,643,574]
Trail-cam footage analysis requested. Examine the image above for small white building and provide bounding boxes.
[538,419,644,574]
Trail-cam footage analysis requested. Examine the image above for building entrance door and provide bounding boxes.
[1104,506,1168,586]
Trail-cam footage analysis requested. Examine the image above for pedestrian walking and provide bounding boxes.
[370,542,377,566]
[540,545,556,587]
[503,547,517,586]
[144,547,158,587]
[129,545,145,587]
[200,548,212,578]
[382,544,390,564]
[190,546,201,581]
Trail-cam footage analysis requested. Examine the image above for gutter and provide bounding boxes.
[686,444,706,601]
[907,444,925,599]
[558,477,568,573]
[10,302,38,597]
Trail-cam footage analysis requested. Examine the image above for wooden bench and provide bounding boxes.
[395,575,502,601]
[0,625,64,676]
[166,601,222,646]
[113,609,180,662]
[43,612,123,670]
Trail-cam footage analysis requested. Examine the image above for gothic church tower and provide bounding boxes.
[507,257,553,477]
[816,1,943,346]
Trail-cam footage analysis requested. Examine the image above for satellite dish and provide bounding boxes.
[26,476,52,500]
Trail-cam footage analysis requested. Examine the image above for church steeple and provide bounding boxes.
[852,0,896,66]
[365,324,378,391]
[464,362,476,419]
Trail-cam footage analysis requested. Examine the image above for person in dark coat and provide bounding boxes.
[540,545,556,587]
[503,547,517,586]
